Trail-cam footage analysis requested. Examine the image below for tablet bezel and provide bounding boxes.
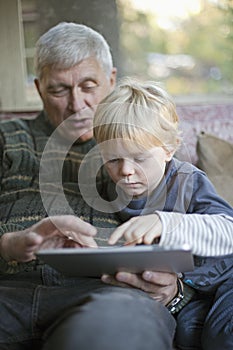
[36,244,194,277]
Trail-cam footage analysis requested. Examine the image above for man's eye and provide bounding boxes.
[49,88,68,96]
[82,82,98,91]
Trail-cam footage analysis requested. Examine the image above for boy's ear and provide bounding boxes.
[165,138,181,162]
[165,147,176,162]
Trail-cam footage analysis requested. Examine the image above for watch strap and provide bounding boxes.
[166,278,195,314]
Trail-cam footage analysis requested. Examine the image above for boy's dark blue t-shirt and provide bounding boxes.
[103,158,233,293]
[105,158,233,221]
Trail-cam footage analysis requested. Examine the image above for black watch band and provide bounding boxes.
[166,278,184,314]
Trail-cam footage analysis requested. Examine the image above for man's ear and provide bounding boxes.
[34,78,42,99]
[109,67,117,92]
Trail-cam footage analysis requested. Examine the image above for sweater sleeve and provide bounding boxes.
[157,212,233,256]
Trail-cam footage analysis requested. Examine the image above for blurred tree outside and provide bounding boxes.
[117,0,233,99]
[21,0,232,103]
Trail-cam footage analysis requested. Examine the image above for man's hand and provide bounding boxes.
[101,270,178,306]
[0,215,97,263]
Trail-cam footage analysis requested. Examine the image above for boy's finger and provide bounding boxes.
[108,225,128,244]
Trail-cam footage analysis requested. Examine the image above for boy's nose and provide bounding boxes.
[120,159,135,176]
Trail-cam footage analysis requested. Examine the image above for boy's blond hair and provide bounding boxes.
[94,77,181,152]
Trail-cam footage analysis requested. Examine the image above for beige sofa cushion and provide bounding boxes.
[196,132,233,206]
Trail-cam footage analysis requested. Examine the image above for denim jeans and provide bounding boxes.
[175,277,233,350]
[1,264,232,350]
[0,265,176,350]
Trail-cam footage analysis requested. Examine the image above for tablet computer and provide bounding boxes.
[36,244,194,277]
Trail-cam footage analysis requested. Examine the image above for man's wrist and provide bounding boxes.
[0,233,11,262]
[166,278,195,314]
[166,278,184,314]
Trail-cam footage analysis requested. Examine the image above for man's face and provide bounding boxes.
[35,57,116,142]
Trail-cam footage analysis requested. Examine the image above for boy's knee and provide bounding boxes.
[202,313,233,350]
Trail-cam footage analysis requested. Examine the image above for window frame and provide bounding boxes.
[0,0,41,112]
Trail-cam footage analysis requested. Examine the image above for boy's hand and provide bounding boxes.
[108,214,162,246]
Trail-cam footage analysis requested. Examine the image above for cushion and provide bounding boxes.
[196,132,233,206]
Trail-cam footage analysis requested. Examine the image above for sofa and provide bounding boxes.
[1,103,233,205]
[175,103,233,206]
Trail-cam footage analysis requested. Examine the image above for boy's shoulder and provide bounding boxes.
[169,157,204,176]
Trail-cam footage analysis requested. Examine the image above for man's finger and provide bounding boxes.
[32,215,97,237]
[101,274,129,288]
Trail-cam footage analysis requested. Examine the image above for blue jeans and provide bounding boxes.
[0,265,175,350]
[1,265,232,350]
[175,277,233,349]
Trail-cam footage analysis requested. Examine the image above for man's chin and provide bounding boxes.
[60,128,93,143]
[74,130,94,143]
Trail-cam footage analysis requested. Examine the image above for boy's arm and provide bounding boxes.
[157,212,233,256]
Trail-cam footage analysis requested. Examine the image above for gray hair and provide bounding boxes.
[34,22,113,79]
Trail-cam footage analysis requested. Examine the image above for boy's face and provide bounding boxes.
[34,57,116,143]
[100,139,172,198]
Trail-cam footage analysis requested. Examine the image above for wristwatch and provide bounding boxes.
[166,278,184,314]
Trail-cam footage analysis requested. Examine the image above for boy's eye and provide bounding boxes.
[134,157,145,163]
[106,158,119,164]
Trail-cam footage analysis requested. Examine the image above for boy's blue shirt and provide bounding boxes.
[104,157,233,293]
[105,158,233,219]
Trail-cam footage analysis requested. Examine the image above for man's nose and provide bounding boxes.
[68,88,86,113]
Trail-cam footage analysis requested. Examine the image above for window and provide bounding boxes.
[0,0,232,112]
[22,0,40,105]
[0,0,41,111]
